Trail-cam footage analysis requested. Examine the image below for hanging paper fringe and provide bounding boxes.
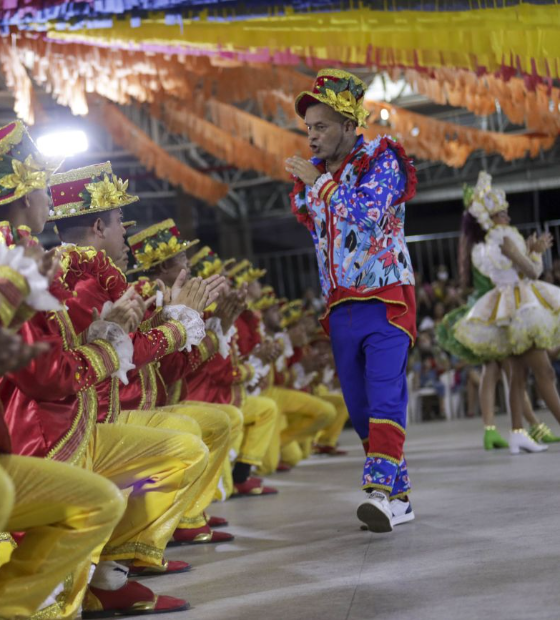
[157,101,289,181]
[91,100,229,205]
[11,34,311,114]
[206,99,310,162]
[401,67,560,135]
[40,5,560,79]
[365,101,556,168]
[0,37,36,124]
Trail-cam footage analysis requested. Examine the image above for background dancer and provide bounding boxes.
[437,180,560,449]
[454,172,560,454]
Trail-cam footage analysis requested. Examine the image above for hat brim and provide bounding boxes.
[295,91,368,128]
[48,195,139,221]
[126,239,199,276]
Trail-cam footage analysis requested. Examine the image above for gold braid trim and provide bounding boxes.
[366,452,401,465]
[0,266,30,328]
[159,320,187,355]
[0,531,17,547]
[76,341,111,384]
[166,379,182,406]
[101,541,164,563]
[140,308,164,332]
[368,417,406,435]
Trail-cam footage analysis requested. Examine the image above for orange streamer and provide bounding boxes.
[91,101,229,205]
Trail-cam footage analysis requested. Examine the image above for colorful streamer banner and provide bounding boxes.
[35,5,560,79]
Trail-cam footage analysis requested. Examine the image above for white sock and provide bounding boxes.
[90,561,129,591]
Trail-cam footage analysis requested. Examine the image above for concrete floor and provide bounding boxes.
[145,414,560,620]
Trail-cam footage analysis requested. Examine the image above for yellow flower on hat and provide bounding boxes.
[0,156,47,199]
[86,174,123,208]
[85,174,132,209]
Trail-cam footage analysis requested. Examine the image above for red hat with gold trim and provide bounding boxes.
[295,69,369,128]
[0,120,62,206]
[127,218,199,274]
[281,299,304,329]
[229,261,266,289]
[48,161,139,221]
[250,285,279,312]
[190,246,228,279]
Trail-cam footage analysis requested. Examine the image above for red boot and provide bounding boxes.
[206,514,229,528]
[128,560,191,577]
[82,580,188,618]
[169,524,234,546]
[276,462,292,473]
[233,476,278,497]
[312,444,348,456]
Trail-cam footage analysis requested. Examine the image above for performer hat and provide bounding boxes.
[49,161,138,220]
[0,120,62,206]
[127,218,199,274]
[465,171,508,232]
[295,69,369,128]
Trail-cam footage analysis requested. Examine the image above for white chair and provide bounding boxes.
[407,372,437,423]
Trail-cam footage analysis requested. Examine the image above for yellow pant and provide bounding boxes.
[0,456,125,620]
[84,419,209,564]
[259,387,337,474]
[314,392,349,448]
[155,404,235,527]
[0,466,13,531]
[183,401,244,503]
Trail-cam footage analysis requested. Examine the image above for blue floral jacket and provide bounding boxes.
[290,135,417,309]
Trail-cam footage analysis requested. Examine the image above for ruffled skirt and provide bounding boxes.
[454,280,560,359]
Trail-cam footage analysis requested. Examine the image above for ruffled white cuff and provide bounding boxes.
[292,363,317,390]
[322,367,335,385]
[311,172,334,200]
[206,317,236,358]
[163,305,205,352]
[246,355,271,389]
[87,305,135,385]
[0,244,60,312]
[274,332,294,372]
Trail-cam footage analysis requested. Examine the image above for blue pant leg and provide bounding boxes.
[390,457,411,499]
[329,303,369,442]
[360,301,411,493]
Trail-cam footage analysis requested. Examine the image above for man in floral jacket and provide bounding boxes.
[286,69,417,534]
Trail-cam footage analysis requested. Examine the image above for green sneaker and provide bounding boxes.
[529,423,560,444]
[484,426,509,450]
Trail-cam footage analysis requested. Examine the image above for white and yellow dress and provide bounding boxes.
[454,225,560,358]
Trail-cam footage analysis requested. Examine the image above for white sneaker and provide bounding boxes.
[357,491,393,533]
[391,499,415,526]
[509,430,549,455]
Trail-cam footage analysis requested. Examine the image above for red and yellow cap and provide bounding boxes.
[295,69,369,128]
[0,120,62,206]
[250,285,279,312]
[48,161,139,221]
[128,218,199,274]
[190,246,228,279]
[280,300,304,329]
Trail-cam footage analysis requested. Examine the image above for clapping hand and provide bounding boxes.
[92,288,146,333]
[0,328,50,376]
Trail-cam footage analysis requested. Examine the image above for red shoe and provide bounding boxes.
[128,560,191,577]
[313,444,348,456]
[82,580,188,618]
[233,476,278,497]
[169,524,234,546]
[276,462,292,473]
[206,514,229,528]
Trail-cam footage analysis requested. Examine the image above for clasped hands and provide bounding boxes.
[526,232,553,254]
